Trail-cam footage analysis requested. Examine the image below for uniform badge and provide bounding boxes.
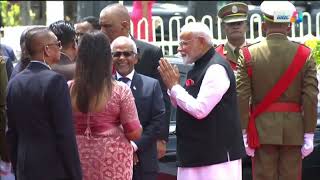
[232,5,238,13]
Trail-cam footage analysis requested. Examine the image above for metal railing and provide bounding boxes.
[0,12,319,57]
[131,12,320,56]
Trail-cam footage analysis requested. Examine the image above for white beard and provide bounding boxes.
[182,55,195,65]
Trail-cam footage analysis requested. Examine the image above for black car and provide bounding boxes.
[157,56,320,180]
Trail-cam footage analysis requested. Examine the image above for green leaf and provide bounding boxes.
[304,38,320,69]
[0,1,21,26]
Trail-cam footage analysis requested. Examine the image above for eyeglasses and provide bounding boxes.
[76,32,84,37]
[111,51,135,58]
[46,41,62,49]
[76,32,84,41]
[178,39,194,47]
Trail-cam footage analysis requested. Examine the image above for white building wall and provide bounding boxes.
[46,1,64,26]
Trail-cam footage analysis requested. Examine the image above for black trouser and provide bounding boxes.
[133,164,157,180]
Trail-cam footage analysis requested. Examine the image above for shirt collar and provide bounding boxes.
[266,33,288,40]
[116,69,135,81]
[227,41,246,52]
[30,60,51,70]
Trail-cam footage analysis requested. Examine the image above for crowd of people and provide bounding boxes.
[0,1,318,180]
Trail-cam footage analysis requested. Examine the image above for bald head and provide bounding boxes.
[20,26,46,65]
[99,3,131,42]
[25,27,53,56]
[100,4,130,22]
[25,27,61,65]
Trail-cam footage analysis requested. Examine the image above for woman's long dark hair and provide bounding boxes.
[72,31,113,113]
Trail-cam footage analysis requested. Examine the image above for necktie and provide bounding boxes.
[118,77,130,84]
[234,47,240,59]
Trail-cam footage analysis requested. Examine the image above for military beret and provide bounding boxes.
[218,2,248,23]
[260,1,296,23]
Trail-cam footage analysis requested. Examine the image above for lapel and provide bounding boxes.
[130,72,140,98]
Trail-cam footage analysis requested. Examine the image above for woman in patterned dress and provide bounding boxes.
[68,31,142,180]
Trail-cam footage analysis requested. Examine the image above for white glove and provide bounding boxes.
[301,133,314,159]
[243,131,255,157]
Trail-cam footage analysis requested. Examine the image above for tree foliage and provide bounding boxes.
[1,1,21,26]
[304,38,320,69]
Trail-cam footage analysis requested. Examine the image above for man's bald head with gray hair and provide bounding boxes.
[110,36,138,54]
[180,22,214,47]
[178,22,214,64]
[111,36,139,77]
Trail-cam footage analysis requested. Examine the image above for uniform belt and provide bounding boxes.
[253,102,301,112]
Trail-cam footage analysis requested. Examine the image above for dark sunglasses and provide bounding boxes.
[111,51,135,58]
[46,41,62,49]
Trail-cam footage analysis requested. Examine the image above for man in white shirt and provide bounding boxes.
[158,22,246,180]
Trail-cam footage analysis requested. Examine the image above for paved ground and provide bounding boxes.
[0,173,15,180]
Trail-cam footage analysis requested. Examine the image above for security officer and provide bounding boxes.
[237,1,318,180]
[216,2,249,71]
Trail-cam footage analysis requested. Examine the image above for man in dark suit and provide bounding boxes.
[6,27,82,180]
[111,36,165,180]
[100,3,170,159]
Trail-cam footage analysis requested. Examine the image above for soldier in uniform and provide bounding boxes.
[237,1,318,180]
[216,2,249,71]
[0,56,10,173]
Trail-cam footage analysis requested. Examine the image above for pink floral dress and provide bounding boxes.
[70,81,141,180]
